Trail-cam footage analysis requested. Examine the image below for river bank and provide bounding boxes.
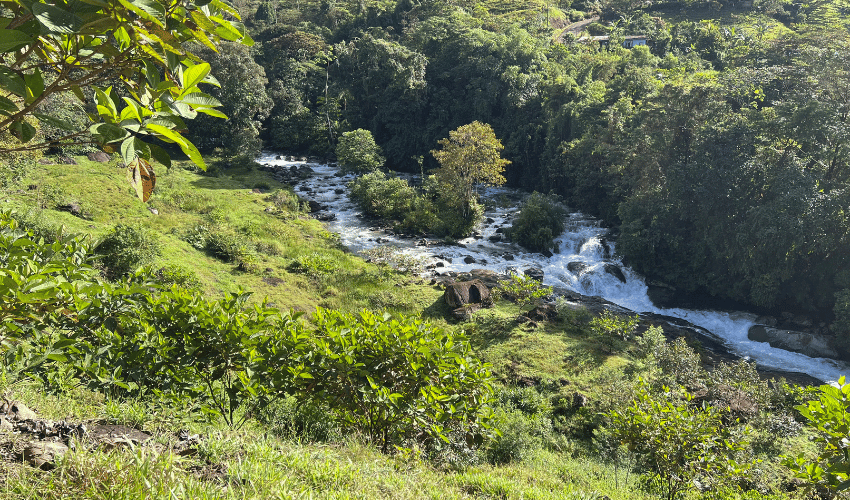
[258,153,850,383]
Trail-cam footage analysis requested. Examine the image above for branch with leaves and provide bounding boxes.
[0,0,253,200]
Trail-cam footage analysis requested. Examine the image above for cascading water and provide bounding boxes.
[260,154,850,383]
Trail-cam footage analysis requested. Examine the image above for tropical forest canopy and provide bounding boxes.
[210,0,850,329]
[4,0,850,324]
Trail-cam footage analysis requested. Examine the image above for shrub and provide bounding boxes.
[293,308,496,453]
[507,192,568,253]
[786,376,850,491]
[493,272,553,308]
[266,189,303,213]
[72,290,312,428]
[336,129,385,174]
[608,380,753,500]
[348,171,419,220]
[486,387,559,464]
[152,264,201,290]
[93,224,161,280]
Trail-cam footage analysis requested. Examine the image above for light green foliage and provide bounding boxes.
[590,310,639,341]
[0,0,253,195]
[608,380,753,500]
[787,376,850,491]
[294,308,496,453]
[93,223,161,280]
[508,192,568,253]
[494,272,553,308]
[486,386,558,464]
[336,129,386,174]
[431,122,510,230]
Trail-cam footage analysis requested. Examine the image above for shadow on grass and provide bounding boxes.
[421,296,452,322]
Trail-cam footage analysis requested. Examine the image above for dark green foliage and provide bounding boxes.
[93,224,161,280]
[348,171,418,220]
[189,42,274,158]
[507,192,567,253]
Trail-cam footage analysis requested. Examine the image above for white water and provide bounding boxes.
[260,154,850,383]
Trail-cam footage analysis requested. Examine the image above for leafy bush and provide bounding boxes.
[786,376,850,491]
[183,223,258,271]
[485,387,566,464]
[348,171,419,221]
[93,224,161,280]
[608,380,753,500]
[336,129,385,174]
[293,308,496,452]
[266,189,303,213]
[493,272,553,308]
[589,310,639,351]
[287,252,337,277]
[152,264,201,290]
[508,192,568,253]
[70,290,311,428]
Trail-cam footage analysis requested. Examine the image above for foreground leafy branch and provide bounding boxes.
[0,0,253,200]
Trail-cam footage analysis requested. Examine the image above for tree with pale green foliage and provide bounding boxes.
[335,128,385,174]
[430,121,510,235]
[0,0,253,200]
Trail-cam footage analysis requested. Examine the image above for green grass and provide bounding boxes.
[2,155,443,317]
[0,153,826,500]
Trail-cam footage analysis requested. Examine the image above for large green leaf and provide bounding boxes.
[0,68,26,96]
[32,3,85,34]
[0,95,18,115]
[117,0,165,28]
[10,119,36,143]
[90,122,128,144]
[0,30,32,53]
[181,63,210,92]
[23,68,43,104]
[148,143,171,168]
[145,123,205,170]
[179,92,221,107]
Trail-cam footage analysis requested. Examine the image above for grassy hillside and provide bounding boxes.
[0,155,827,499]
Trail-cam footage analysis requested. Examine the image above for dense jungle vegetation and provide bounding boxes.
[4,0,850,498]
[217,0,850,333]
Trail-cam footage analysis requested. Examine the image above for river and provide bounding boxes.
[259,153,850,383]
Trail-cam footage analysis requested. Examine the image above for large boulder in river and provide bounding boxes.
[748,325,840,360]
[524,267,544,282]
[604,264,626,283]
[444,280,491,309]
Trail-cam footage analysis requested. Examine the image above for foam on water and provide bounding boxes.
[259,154,850,382]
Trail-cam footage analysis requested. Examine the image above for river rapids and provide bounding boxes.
[259,154,850,383]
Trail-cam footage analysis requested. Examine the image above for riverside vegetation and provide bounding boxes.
[0,154,845,499]
[3,0,850,498]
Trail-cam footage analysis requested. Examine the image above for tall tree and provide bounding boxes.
[431,121,510,222]
[189,42,273,158]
